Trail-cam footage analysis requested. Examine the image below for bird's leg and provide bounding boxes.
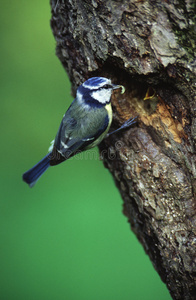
[107,116,137,137]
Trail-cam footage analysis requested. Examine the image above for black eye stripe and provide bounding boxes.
[104,84,113,89]
[95,84,112,91]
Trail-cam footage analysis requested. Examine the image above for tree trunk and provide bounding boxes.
[50,0,196,299]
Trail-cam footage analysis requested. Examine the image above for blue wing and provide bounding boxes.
[50,104,110,165]
[23,99,111,185]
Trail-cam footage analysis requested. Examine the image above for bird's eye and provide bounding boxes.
[104,84,112,89]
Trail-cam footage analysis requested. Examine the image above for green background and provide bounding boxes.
[0,1,171,300]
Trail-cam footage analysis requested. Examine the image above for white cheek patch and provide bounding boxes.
[91,89,112,104]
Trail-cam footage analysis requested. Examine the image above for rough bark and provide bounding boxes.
[50,1,196,299]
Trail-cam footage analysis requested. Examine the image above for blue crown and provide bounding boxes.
[83,77,109,89]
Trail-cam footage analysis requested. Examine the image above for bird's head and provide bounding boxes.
[77,77,125,106]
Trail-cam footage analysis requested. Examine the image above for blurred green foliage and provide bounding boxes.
[0,1,171,299]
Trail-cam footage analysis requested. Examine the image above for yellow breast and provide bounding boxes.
[105,103,112,128]
[85,103,113,149]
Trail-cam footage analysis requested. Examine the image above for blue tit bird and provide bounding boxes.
[23,77,136,187]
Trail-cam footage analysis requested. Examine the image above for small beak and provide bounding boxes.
[112,84,126,94]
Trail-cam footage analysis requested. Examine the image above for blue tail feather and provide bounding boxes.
[23,153,51,187]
